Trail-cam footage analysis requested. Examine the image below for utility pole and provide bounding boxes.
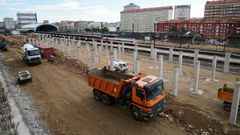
[132,23,134,39]
[154,23,156,49]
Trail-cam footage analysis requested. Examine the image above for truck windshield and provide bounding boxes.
[146,84,164,101]
[28,50,40,56]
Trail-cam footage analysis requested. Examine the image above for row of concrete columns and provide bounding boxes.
[37,35,239,125]
[36,35,232,74]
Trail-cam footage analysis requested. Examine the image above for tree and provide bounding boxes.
[101,27,109,34]
[180,27,186,33]
[170,26,178,32]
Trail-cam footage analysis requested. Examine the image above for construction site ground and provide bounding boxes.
[1,38,240,135]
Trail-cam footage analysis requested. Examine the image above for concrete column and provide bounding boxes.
[94,41,98,56]
[229,81,240,125]
[133,51,137,73]
[77,45,80,60]
[118,45,122,59]
[154,49,158,69]
[100,40,104,51]
[121,42,125,55]
[134,44,138,56]
[194,49,199,64]
[179,51,183,75]
[169,46,173,62]
[61,39,64,52]
[67,40,71,57]
[173,68,179,96]
[106,43,109,57]
[51,38,54,47]
[113,48,117,60]
[193,61,200,92]
[98,46,102,65]
[223,52,231,73]
[110,41,113,53]
[151,45,154,59]
[58,38,61,49]
[211,56,217,81]
[87,43,90,59]
[135,58,140,75]
[91,48,96,68]
[110,51,114,70]
[158,55,163,78]
[24,36,26,42]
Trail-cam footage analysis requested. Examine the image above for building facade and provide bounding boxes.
[3,17,15,30]
[107,22,120,32]
[17,12,37,28]
[204,0,240,20]
[120,4,173,33]
[174,5,191,20]
[0,22,5,33]
[156,19,240,39]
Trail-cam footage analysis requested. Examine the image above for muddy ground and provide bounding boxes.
[1,39,240,135]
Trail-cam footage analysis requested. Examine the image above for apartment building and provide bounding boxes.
[120,3,173,33]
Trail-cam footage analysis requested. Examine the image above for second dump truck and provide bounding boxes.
[88,67,166,121]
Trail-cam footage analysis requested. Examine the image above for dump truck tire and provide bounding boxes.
[101,94,112,106]
[93,89,101,101]
[17,78,21,84]
[223,101,231,112]
[132,106,143,121]
[29,78,32,82]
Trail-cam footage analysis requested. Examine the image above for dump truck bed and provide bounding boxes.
[88,68,134,98]
[218,88,233,103]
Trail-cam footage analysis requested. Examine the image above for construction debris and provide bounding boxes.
[0,84,18,135]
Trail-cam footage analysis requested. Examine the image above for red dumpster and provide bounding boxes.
[38,45,54,59]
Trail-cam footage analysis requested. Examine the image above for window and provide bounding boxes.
[136,89,145,99]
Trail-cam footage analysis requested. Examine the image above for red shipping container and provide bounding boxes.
[38,45,54,59]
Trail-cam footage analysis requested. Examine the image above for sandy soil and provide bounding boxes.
[3,46,190,135]
[2,37,240,135]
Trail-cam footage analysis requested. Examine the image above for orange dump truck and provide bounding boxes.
[88,68,166,121]
[218,84,240,111]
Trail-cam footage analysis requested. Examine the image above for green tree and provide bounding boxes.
[170,26,178,32]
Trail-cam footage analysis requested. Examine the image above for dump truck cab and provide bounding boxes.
[130,75,165,120]
[22,44,41,65]
[112,59,128,72]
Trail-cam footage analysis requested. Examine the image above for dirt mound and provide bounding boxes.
[0,34,24,46]
[52,52,92,76]
[162,98,224,135]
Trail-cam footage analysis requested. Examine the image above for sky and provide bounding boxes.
[0,0,209,23]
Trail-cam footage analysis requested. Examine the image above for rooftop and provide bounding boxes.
[157,18,240,24]
[206,0,240,5]
[121,6,173,13]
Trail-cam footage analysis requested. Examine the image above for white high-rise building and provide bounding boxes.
[174,5,191,20]
[3,17,15,30]
[17,12,37,28]
[120,4,173,33]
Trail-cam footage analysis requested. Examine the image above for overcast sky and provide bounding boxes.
[0,0,209,23]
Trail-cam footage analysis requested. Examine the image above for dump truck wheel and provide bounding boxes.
[223,101,231,112]
[101,94,112,106]
[29,78,32,82]
[93,90,101,101]
[18,78,22,84]
[132,106,143,121]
